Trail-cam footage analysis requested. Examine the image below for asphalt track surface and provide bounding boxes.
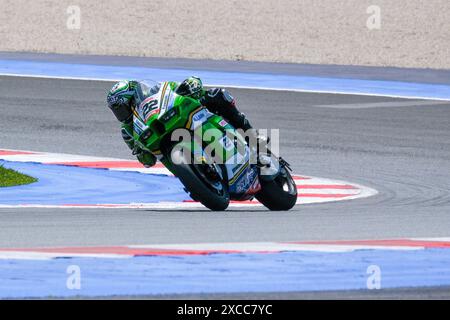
[1,75,450,298]
[1,74,450,248]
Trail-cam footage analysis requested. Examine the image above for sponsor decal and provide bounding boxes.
[229,161,250,185]
[190,109,212,129]
[139,97,156,109]
[133,117,148,136]
[138,97,160,122]
[221,135,233,151]
[144,108,160,122]
[235,167,258,194]
[219,119,229,127]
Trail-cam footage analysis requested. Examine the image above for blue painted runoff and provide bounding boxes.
[0,248,450,298]
[1,59,450,100]
[0,161,189,205]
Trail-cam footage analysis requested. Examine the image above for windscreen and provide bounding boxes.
[134,80,161,105]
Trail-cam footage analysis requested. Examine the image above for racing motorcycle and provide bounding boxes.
[130,80,298,211]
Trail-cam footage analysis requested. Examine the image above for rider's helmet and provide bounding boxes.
[107,80,137,122]
[176,76,203,99]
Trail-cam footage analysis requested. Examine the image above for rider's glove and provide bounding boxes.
[133,147,157,168]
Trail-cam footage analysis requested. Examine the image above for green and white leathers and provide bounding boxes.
[107,78,205,167]
[113,79,298,211]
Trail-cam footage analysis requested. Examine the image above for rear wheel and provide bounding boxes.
[170,149,230,211]
[256,166,298,211]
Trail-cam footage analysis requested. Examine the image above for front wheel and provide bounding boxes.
[256,166,298,211]
[170,149,230,211]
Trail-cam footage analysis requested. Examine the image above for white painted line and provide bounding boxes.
[0,73,118,82]
[207,84,450,102]
[0,202,262,209]
[0,240,428,260]
[413,238,450,242]
[109,167,173,175]
[314,100,449,109]
[0,252,131,260]
[130,242,421,253]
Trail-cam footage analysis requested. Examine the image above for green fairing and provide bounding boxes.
[118,80,297,211]
[129,81,242,178]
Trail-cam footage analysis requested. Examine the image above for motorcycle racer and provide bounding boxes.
[106,77,254,168]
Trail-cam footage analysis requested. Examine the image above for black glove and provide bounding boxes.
[133,147,157,168]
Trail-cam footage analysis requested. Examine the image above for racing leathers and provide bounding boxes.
[120,80,253,168]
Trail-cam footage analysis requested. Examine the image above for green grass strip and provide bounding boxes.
[0,165,38,187]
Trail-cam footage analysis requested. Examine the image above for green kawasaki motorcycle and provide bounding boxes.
[130,80,297,211]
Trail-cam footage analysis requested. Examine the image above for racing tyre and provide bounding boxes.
[170,149,230,211]
[256,166,298,211]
